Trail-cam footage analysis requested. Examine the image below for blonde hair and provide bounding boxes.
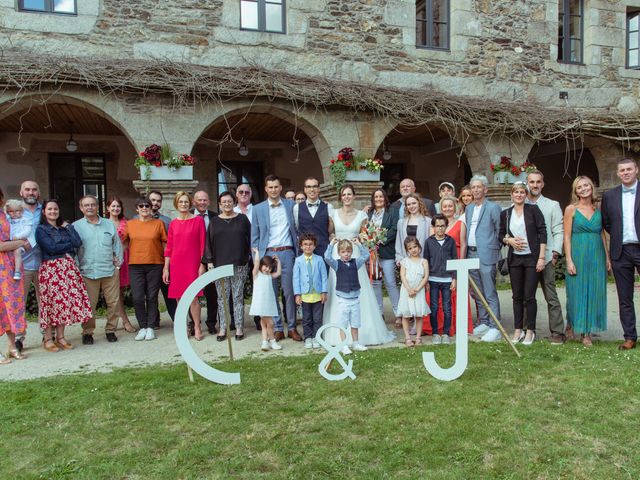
[4,199,24,212]
[570,176,597,205]
[173,191,193,210]
[439,195,457,216]
[511,182,528,194]
[337,239,353,253]
[405,193,428,217]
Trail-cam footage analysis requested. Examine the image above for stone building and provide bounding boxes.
[1,0,639,217]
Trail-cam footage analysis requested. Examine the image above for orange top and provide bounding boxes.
[123,219,167,265]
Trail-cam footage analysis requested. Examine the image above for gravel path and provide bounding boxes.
[0,285,629,381]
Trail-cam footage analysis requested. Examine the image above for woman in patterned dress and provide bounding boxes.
[36,199,92,352]
[0,187,28,363]
[107,196,136,333]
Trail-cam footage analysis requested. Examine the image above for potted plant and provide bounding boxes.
[329,147,383,192]
[490,155,513,184]
[134,144,196,181]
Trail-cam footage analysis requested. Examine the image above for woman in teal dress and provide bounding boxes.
[563,176,611,346]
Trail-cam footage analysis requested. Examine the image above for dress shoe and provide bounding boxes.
[549,333,565,345]
[618,339,637,350]
[15,339,23,353]
[288,329,303,342]
[207,326,218,335]
[82,334,94,345]
[106,332,118,343]
[216,335,227,342]
[235,334,245,341]
[274,331,285,341]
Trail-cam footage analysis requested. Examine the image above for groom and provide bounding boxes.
[251,174,302,342]
[602,158,640,350]
[293,176,334,257]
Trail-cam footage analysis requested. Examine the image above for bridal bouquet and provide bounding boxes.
[359,222,388,280]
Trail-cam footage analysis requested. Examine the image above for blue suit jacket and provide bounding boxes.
[465,198,502,265]
[293,253,328,296]
[251,197,298,258]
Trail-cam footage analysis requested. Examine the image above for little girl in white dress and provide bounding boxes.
[249,248,283,351]
[397,236,430,346]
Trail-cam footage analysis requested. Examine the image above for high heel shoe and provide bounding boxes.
[54,337,74,350]
[7,348,26,360]
[43,339,60,352]
[122,319,137,333]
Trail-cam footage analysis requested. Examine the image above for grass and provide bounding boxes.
[1,343,639,479]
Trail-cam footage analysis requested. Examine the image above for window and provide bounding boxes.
[558,0,583,64]
[50,154,107,221]
[416,0,449,49]
[217,161,264,202]
[240,0,285,33]
[19,0,77,14]
[627,9,640,69]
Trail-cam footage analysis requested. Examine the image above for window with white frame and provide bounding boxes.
[557,0,583,64]
[18,0,77,14]
[240,0,285,33]
[627,8,640,69]
[416,0,449,50]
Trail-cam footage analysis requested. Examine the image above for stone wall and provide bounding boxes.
[1,0,639,112]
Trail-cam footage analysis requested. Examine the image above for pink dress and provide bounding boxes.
[0,211,26,336]
[116,218,130,287]
[164,216,205,299]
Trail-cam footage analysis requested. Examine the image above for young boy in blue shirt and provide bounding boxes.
[293,233,328,349]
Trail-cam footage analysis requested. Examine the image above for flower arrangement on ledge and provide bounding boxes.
[490,156,537,178]
[329,147,384,192]
[134,144,196,181]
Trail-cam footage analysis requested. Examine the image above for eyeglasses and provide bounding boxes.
[137,204,151,208]
[304,185,319,189]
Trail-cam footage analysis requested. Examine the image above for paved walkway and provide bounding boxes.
[0,285,631,381]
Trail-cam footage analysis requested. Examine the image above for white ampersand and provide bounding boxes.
[174,264,240,385]
[316,324,357,381]
[422,258,479,382]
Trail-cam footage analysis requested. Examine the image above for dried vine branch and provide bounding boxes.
[1,49,640,142]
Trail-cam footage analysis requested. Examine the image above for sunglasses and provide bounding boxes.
[237,191,251,195]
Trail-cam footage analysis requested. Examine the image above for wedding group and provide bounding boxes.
[1,157,640,365]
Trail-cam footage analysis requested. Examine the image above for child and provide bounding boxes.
[324,238,368,354]
[4,199,32,281]
[249,248,283,351]
[293,233,328,349]
[397,236,430,346]
[423,214,457,345]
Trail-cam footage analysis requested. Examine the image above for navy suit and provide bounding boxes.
[602,184,640,341]
[251,198,298,333]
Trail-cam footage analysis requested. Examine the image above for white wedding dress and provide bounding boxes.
[322,210,396,346]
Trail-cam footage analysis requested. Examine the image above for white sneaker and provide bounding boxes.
[270,339,282,350]
[135,328,147,341]
[481,328,501,342]
[312,340,321,349]
[352,342,368,352]
[341,345,352,355]
[304,338,313,349]
[261,340,270,351]
[432,334,442,345]
[473,324,490,336]
[441,334,451,345]
[144,328,156,341]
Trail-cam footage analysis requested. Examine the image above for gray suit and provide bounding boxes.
[251,198,298,332]
[465,199,502,327]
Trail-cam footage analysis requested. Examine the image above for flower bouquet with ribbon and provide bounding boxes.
[359,222,388,281]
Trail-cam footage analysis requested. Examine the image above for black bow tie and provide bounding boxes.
[307,202,319,207]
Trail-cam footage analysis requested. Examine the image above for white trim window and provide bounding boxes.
[627,9,640,69]
[240,0,285,33]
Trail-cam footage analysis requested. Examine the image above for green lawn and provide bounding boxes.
[1,343,639,479]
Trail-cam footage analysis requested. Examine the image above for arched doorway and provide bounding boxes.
[375,124,471,202]
[0,96,137,221]
[193,108,325,202]
[527,140,599,208]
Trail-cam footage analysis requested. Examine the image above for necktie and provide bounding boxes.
[623,186,636,194]
[306,257,313,293]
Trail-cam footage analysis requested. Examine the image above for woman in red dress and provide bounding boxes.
[423,196,473,336]
[0,187,28,363]
[36,199,92,351]
[107,196,136,333]
[163,192,206,339]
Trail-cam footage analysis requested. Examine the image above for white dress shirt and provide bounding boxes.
[622,180,639,244]
[293,200,334,229]
[267,198,292,248]
[509,210,531,255]
[234,203,253,224]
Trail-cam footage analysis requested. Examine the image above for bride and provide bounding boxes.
[322,184,396,346]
